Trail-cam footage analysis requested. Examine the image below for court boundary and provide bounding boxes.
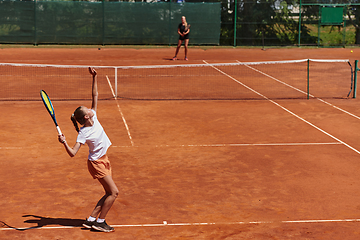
[0,142,343,150]
[1,218,360,231]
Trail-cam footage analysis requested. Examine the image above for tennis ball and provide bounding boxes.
[351,50,353,53]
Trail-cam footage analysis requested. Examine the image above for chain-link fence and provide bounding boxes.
[0,0,359,47]
[0,0,221,45]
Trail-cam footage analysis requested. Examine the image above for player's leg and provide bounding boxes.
[184,39,189,60]
[83,189,109,229]
[89,175,118,232]
[97,175,119,219]
[173,39,183,60]
[88,194,107,219]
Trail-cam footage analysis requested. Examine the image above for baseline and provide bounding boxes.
[0,142,341,150]
[2,218,360,231]
[112,142,342,148]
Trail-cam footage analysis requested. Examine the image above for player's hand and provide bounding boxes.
[58,134,66,144]
[89,67,97,76]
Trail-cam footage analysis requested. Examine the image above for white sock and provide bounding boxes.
[88,216,96,222]
[97,218,105,223]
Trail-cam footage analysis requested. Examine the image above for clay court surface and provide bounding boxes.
[1,46,360,239]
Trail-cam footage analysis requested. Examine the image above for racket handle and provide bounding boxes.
[56,126,62,135]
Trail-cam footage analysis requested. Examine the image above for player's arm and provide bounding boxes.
[89,67,98,112]
[58,135,82,157]
[177,28,183,36]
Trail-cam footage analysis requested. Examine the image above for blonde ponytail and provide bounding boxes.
[71,114,80,133]
[182,16,188,29]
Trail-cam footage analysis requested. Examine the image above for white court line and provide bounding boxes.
[236,60,311,97]
[110,142,342,148]
[317,98,360,120]
[0,142,341,150]
[114,99,134,146]
[104,75,134,146]
[2,218,360,231]
[154,142,342,147]
[236,60,360,121]
[113,218,360,227]
[203,60,360,155]
[105,75,116,99]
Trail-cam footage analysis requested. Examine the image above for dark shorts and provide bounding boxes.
[179,34,189,41]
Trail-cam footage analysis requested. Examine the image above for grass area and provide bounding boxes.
[306,24,356,46]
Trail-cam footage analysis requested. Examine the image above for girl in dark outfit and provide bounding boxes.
[173,16,190,61]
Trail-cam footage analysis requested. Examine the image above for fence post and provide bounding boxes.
[168,1,172,46]
[317,7,321,47]
[342,6,346,47]
[298,0,302,47]
[233,0,237,47]
[102,0,105,46]
[34,0,37,46]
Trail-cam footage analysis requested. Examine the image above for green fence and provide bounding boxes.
[0,1,221,45]
[221,1,360,47]
[1,0,360,47]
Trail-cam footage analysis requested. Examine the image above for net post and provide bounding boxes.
[354,60,358,99]
[307,59,310,99]
[115,67,118,99]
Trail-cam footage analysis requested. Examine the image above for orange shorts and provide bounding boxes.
[87,154,112,179]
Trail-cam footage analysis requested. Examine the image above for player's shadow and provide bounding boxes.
[1,215,85,231]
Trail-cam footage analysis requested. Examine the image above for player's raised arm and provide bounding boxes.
[89,67,98,112]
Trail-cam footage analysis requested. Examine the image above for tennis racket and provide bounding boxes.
[185,24,191,31]
[40,90,62,135]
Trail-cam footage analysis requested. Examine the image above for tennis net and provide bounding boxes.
[0,59,354,101]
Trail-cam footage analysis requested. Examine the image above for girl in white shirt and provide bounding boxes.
[58,67,118,233]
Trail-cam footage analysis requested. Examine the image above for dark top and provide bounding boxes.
[178,23,190,40]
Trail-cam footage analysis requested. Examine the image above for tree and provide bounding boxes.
[347,5,360,44]
[234,0,315,46]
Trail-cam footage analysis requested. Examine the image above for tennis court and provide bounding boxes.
[1,47,360,239]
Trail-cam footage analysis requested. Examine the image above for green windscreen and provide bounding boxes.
[0,0,221,45]
[0,0,35,43]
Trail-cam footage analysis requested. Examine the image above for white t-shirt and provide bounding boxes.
[76,109,111,161]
